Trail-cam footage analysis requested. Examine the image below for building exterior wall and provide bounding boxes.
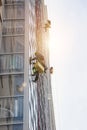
[35,0,56,130]
[0,1,25,130]
[0,0,55,130]
[24,0,38,130]
[0,0,37,130]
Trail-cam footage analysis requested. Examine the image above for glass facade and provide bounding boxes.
[35,1,56,130]
[0,0,55,130]
[0,54,24,73]
[1,37,24,53]
[24,0,38,129]
[0,0,38,130]
[0,0,24,130]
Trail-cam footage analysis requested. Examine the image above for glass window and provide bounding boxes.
[0,37,24,53]
[0,124,23,130]
[4,5,24,19]
[0,75,24,96]
[2,21,24,35]
[0,54,24,73]
[0,75,24,127]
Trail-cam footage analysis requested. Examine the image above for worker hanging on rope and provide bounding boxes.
[50,67,53,74]
[30,52,53,82]
[32,66,39,82]
[44,20,51,31]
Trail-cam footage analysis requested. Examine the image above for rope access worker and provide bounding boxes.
[30,52,49,82]
[32,66,39,82]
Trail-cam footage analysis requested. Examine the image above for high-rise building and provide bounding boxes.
[0,0,55,130]
[35,0,56,130]
[0,0,37,130]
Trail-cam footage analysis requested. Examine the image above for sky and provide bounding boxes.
[45,0,87,130]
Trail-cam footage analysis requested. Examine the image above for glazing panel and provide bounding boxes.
[0,96,24,123]
[0,75,24,96]
[4,0,24,4]
[2,21,24,35]
[4,4,24,19]
[0,54,24,73]
[0,124,23,130]
[0,74,24,129]
[0,37,24,53]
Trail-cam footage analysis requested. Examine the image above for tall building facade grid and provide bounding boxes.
[35,0,56,130]
[0,0,38,130]
[0,0,56,130]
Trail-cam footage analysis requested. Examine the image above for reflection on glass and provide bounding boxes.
[4,4,24,19]
[0,0,25,129]
[0,54,24,73]
[2,21,24,35]
[0,75,24,130]
[0,124,23,130]
[0,75,24,96]
[0,37,24,53]
[0,97,23,120]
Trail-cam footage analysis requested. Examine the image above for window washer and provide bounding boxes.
[32,66,39,82]
[30,52,49,82]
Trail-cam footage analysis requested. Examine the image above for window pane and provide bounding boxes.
[0,37,24,53]
[0,96,24,123]
[0,75,24,127]
[2,21,24,35]
[0,75,24,96]
[4,4,24,19]
[0,54,24,73]
[0,124,23,130]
